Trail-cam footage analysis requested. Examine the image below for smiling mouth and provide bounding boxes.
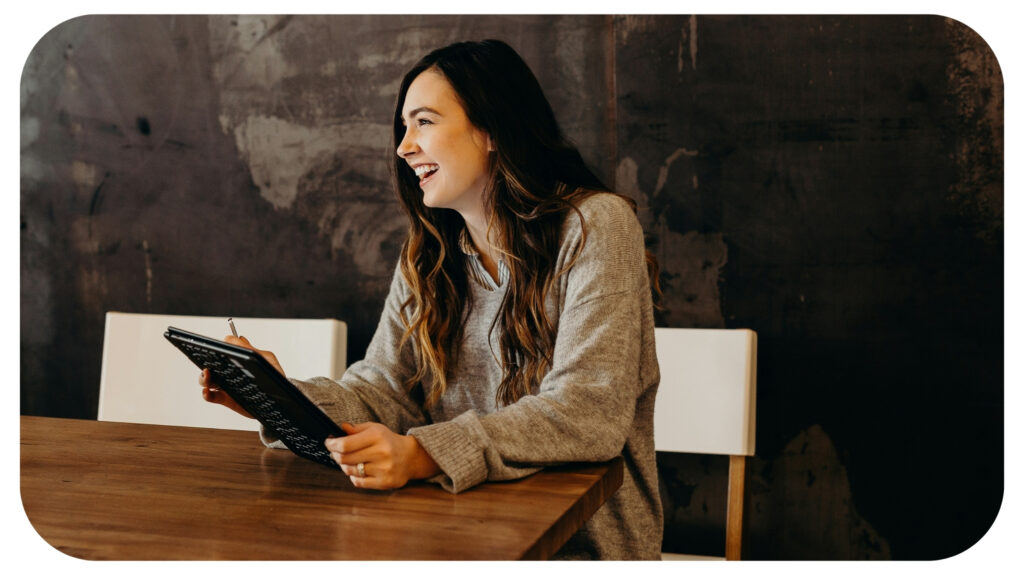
[414,164,439,186]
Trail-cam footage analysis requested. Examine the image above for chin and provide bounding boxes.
[421,193,443,209]
[421,188,454,210]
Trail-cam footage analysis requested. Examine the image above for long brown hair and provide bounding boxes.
[390,40,659,408]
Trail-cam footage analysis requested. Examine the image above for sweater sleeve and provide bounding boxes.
[407,195,656,493]
[259,263,431,447]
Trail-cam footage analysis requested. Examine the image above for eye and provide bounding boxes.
[417,118,433,126]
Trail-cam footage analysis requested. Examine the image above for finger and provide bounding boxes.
[324,436,376,459]
[199,368,219,385]
[200,369,224,387]
[349,475,376,489]
[325,424,377,454]
[337,462,392,490]
[202,386,222,403]
[336,457,370,477]
[349,474,395,491]
[224,335,256,350]
[336,448,376,466]
[201,373,223,393]
[203,386,225,402]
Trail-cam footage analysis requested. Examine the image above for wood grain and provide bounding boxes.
[20,416,622,560]
[725,455,747,560]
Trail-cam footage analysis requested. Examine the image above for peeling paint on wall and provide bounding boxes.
[22,116,40,147]
[21,155,46,183]
[748,425,892,559]
[677,16,698,73]
[655,148,699,195]
[293,151,406,279]
[355,27,442,70]
[617,155,726,328]
[69,217,99,254]
[555,25,588,92]
[653,225,727,328]
[71,160,100,191]
[209,15,296,89]
[614,156,652,227]
[229,115,390,209]
[661,424,891,559]
[617,14,659,44]
[317,202,405,277]
[75,267,108,318]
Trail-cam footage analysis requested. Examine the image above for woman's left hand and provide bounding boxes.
[325,422,440,490]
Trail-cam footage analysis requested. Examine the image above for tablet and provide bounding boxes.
[164,326,344,469]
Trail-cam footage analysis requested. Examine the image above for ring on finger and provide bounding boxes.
[357,462,366,478]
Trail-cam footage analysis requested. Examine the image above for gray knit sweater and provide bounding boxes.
[262,193,663,559]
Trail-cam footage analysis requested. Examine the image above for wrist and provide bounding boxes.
[406,435,441,480]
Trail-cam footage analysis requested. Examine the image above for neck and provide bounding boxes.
[459,207,502,282]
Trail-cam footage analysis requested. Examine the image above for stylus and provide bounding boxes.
[228,318,239,338]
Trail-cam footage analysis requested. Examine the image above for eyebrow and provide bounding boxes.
[401,106,442,125]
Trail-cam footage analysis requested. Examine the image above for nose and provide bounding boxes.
[396,126,417,159]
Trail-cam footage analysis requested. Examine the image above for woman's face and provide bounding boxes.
[397,69,493,215]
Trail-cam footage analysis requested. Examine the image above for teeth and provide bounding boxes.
[414,164,439,177]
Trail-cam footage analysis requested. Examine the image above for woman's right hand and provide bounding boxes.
[200,367,254,419]
[198,335,287,420]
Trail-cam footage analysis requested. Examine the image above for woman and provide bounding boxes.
[201,39,663,560]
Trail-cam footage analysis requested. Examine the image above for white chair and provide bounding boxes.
[99,312,347,431]
[654,327,758,561]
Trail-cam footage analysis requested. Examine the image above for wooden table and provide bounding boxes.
[20,416,622,560]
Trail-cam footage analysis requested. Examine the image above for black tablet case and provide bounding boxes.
[164,326,343,468]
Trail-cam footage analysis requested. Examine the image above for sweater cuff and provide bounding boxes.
[407,411,488,493]
[258,425,287,449]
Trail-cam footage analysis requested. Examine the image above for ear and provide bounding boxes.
[486,134,496,152]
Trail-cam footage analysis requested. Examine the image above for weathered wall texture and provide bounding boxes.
[20,15,1002,560]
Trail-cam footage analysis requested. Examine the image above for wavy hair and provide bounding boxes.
[390,39,660,408]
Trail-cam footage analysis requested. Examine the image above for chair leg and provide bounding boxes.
[725,455,747,560]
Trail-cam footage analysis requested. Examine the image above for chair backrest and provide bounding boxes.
[653,328,757,456]
[98,312,347,431]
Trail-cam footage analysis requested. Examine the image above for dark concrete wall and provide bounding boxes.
[21,15,1002,560]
